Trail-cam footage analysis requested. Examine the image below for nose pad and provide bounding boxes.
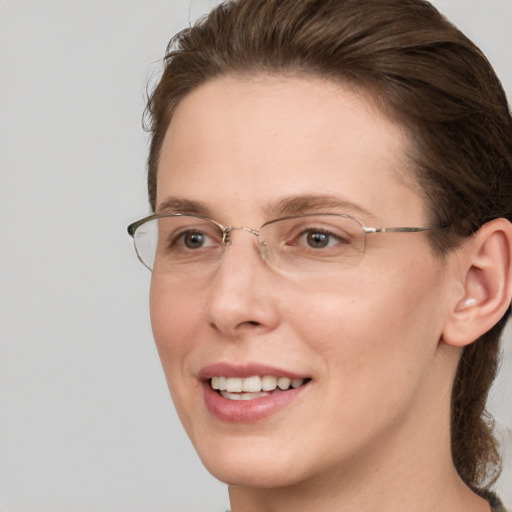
[258,240,272,261]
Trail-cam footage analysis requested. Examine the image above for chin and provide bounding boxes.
[205,457,309,489]
[188,431,304,487]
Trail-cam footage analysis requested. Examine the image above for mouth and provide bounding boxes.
[198,363,312,421]
[210,375,311,401]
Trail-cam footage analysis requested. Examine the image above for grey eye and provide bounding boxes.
[183,231,209,249]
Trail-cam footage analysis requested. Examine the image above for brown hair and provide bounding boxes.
[144,0,512,490]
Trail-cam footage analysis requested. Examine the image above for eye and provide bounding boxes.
[296,229,347,249]
[153,217,225,268]
[181,230,212,249]
[172,229,219,250]
[160,220,223,254]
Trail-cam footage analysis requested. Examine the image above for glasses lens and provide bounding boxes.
[133,216,224,274]
[260,214,365,273]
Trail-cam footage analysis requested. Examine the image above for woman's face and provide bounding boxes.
[150,75,457,489]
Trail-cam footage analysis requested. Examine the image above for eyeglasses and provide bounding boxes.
[127,213,443,277]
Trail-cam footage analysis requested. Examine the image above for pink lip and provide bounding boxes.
[198,362,311,423]
[198,362,307,380]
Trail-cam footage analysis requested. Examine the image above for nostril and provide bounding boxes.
[235,320,261,328]
[230,320,263,331]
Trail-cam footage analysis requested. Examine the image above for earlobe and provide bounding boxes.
[442,218,512,348]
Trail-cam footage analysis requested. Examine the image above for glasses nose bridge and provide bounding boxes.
[222,224,272,262]
[222,225,261,244]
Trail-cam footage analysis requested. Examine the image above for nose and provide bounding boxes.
[206,230,280,338]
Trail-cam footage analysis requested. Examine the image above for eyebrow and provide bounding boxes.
[266,194,376,220]
[156,197,212,216]
[157,194,375,222]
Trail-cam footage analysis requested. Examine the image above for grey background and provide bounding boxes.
[0,1,510,510]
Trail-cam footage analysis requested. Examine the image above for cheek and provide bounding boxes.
[149,278,208,433]
[289,275,445,447]
[288,263,445,385]
[149,278,203,376]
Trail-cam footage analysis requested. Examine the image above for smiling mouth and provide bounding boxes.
[210,375,311,401]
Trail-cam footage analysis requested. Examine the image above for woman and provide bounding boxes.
[128,0,512,510]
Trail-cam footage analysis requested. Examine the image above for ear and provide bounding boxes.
[442,218,512,347]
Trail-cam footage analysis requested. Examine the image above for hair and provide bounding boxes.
[144,0,512,491]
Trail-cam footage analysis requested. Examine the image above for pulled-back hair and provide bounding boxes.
[144,0,512,490]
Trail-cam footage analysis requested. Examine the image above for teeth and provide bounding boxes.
[276,377,291,390]
[211,375,305,394]
[291,378,303,388]
[261,375,277,391]
[226,377,243,392]
[220,391,269,400]
[211,376,227,390]
[242,375,262,392]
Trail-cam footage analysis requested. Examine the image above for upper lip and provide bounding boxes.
[197,362,309,381]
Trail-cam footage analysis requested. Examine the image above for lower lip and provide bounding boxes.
[202,382,309,423]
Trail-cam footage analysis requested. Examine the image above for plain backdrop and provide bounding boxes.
[1,1,511,511]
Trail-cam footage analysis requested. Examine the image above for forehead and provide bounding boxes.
[156,74,425,225]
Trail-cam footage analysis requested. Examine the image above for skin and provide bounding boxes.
[150,75,491,511]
